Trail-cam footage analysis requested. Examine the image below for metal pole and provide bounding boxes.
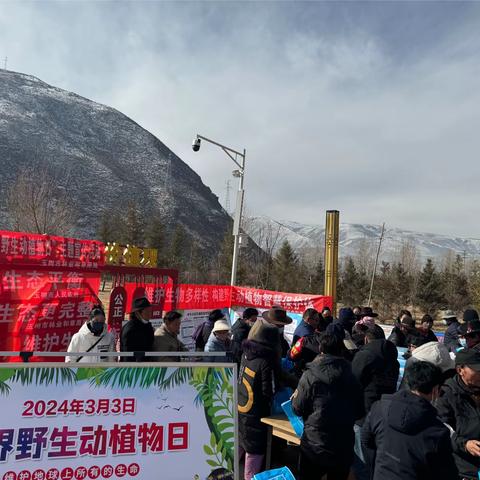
[367,222,385,307]
[230,149,245,286]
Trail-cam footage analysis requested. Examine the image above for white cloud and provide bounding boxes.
[1,2,480,236]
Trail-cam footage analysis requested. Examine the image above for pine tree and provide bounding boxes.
[339,257,363,306]
[416,259,445,314]
[273,240,299,292]
[122,202,145,246]
[311,257,325,295]
[168,224,189,271]
[392,263,412,307]
[441,254,471,311]
[97,209,121,244]
[145,217,165,266]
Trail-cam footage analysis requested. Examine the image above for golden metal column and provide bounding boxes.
[324,210,340,314]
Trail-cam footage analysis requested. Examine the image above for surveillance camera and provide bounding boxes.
[192,137,201,152]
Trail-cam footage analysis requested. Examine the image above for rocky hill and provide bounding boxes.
[0,70,231,251]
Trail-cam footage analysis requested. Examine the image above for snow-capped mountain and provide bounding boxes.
[0,70,231,251]
[246,216,480,261]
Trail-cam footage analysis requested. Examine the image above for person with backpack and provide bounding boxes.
[66,305,116,363]
[238,319,279,480]
[192,309,226,352]
[361,361,457,480]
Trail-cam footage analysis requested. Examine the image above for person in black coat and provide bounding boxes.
[418,314,438,343]
[361,361,457,480]
[231,308,258,366]
[436,349,480,479]
[388,313,417,348]
[352,327,399,416]
[442,310,461,353]
[238,319,279,480]
[120,297,155,362]
[351,327,399,480]
[292,333,364,480]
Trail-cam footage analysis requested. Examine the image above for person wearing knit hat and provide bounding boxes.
[204,320,232,362]
[238,319,278,480]
[463,309,479,322]
[399,341,455,390]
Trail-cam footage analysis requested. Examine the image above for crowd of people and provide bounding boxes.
[65,297,480,480]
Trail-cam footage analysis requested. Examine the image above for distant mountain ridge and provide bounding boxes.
[246,216,480,261]
[0,70,231,251]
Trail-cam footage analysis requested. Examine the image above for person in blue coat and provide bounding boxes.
[292,308,320,345]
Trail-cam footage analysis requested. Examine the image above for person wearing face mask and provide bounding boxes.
[66,305,116,363]
[362,361,457,480]
[205,320,232,362]
[458,321,480,351]
[120,297,155,362]
[436,349,480,479]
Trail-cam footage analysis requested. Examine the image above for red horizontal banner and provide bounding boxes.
[124,283,331,314]
[0,230,104,269]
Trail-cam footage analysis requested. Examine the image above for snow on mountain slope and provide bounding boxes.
[246,216,480,261]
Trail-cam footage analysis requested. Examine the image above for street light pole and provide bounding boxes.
[193,134,246,287]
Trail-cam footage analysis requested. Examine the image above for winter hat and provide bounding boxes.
[411,341,454,372]
[455,349,480,370]
[463,309,479,322]
[441,310,457,320]
[248,318,279,347]
[130,296,152,313]
[360,306,378,318]
[326,322,345,341]
[212,320,231,334]
[262,308,293,326]
[338,308,356,323]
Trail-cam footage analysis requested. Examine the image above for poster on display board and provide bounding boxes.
[121,309,230,352]
[0,364,237,480]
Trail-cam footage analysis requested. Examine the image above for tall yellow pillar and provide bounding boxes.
[324,210,340,314]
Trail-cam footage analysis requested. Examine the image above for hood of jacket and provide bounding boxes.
[411,341,454,373]
[306,354,352,385]
[242,339,275,361]
[386,390,437,435]
[363,338,398,361]
[78,321,108,337]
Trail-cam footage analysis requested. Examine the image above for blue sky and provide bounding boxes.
[1,1,480,236]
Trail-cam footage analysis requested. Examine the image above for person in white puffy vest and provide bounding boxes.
[66,305,116,363]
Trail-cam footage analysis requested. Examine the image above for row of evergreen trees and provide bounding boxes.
[97,204,478,318]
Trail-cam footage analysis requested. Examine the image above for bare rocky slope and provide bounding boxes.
[0,70,231,251]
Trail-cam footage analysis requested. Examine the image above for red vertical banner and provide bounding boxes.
[108,286,127,341]
[0,230,104,361]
